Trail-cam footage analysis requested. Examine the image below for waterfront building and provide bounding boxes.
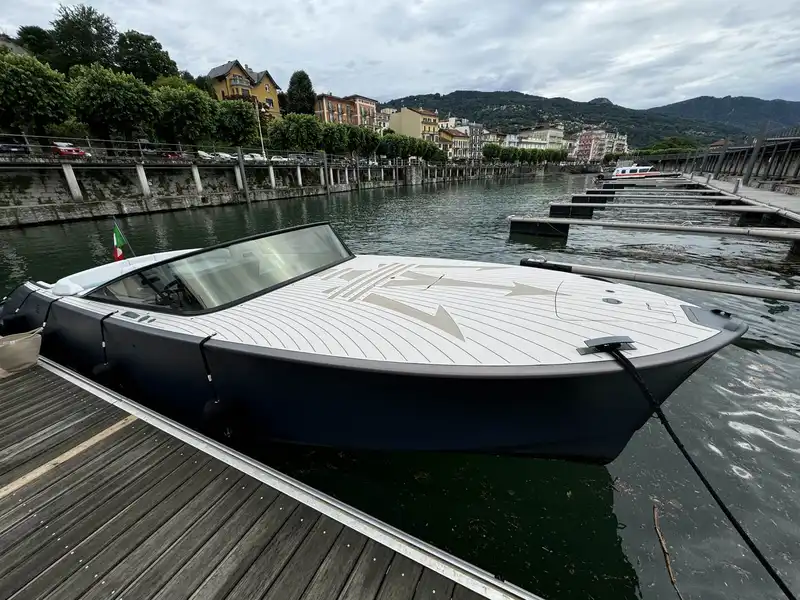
[439,129,469,159]
[453,123,486,160]
[315,94,358,125]
[571,128,628,161]
[376,112,391,134]
[0,34,31,56]
[206,60,282,119]
[389,107,439,142]
[344,95,379,129]
[530,124,566,149]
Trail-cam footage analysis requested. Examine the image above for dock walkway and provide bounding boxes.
[686,173,800,221]
[0,360,541,600]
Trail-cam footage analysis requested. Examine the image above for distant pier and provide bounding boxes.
[509,173,800,257]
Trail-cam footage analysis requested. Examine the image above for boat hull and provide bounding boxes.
[1,284,742,464]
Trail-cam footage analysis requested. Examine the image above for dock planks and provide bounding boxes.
[0,365,536,600]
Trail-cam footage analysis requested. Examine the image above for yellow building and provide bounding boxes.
[440,128,469,159]
[388,107,439,141]
[207,60,281,119]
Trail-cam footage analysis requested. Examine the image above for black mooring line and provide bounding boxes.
[603,344,796,600]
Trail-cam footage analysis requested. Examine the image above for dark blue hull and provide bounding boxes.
[0,285,739,464]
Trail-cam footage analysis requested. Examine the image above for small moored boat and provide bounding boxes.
[598,164,681,180]
[0,222,746,464]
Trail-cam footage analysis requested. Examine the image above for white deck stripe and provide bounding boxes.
[0,414,138,501]
[39,358,546,600]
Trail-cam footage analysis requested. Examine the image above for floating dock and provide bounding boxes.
[508,216,800,241]
[0,360,543,600]
[512,174,800,255]
[553,202,776,214]
[692,174,800,222]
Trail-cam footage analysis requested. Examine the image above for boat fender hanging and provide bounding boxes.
[577,335,635,356]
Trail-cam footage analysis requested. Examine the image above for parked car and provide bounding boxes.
[196,151,214,160]
[0,137,30,155]
[270,155,289,163]
[52,142,88,158]
[135,139,159,155]
[162,151,186,160]
[244,153,267,163]
[212,152,236,161]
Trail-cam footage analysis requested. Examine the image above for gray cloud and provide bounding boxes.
[2,0,798,108]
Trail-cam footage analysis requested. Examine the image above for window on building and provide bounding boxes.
[265,98,274,108]
[264,82,270,91]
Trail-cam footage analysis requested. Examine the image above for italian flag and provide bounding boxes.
[113,223,127,261]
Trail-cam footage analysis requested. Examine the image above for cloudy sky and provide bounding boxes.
[3,0,798,108]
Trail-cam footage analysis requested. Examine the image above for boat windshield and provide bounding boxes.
[86,223,351,313]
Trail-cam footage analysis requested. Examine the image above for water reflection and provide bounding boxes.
[242,443,641,600]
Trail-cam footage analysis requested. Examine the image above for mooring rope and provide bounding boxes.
[601,344,797,600]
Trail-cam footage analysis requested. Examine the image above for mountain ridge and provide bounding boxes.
[381,91,798,147]
[646,95,800,134]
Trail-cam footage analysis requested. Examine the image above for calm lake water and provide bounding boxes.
[1,175,798,600]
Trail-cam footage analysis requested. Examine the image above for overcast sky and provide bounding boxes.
[3,0,798,108]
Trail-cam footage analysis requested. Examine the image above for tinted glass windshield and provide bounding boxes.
[87,224,351,313]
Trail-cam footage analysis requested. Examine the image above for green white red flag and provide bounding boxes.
[113,223,127,261]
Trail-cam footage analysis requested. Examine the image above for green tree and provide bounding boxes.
[321,122,348,155]
[645,136,700,151]
[359,128,381,157]
[192,75,216,98]
[482,143,501,161]
[50,4,118,73]
[153,75,190,89]
[71,63,156,139]
[46,117,90,139]
[215,100,258,146]
[286,70,316,115]
[277,91,289,116]
[0,53,71,134]
[115,31,178,85]
[15,25,59,65]
[377,133,411,159]
[383,127,395,135]
[343,124,365,157]
[179,70,195,84]
[154,85,216,145]
[268,113,322,152]
[396,135,413,159]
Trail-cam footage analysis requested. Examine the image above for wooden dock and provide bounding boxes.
[0,361,542,600]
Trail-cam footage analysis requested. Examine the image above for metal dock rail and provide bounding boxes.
[0,360,543,600]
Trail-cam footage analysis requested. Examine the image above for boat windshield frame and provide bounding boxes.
[83,222,354,315]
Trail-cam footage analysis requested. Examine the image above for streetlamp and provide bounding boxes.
[254,101,266,159]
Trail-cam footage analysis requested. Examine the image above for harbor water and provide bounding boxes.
[1,175,798,600]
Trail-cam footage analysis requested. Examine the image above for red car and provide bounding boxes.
[162,151,185,160]
[52,142,87,158]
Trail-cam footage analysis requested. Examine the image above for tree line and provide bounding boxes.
[482,144,568,164]
[1,4,450,161]
[602,137,706,162]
